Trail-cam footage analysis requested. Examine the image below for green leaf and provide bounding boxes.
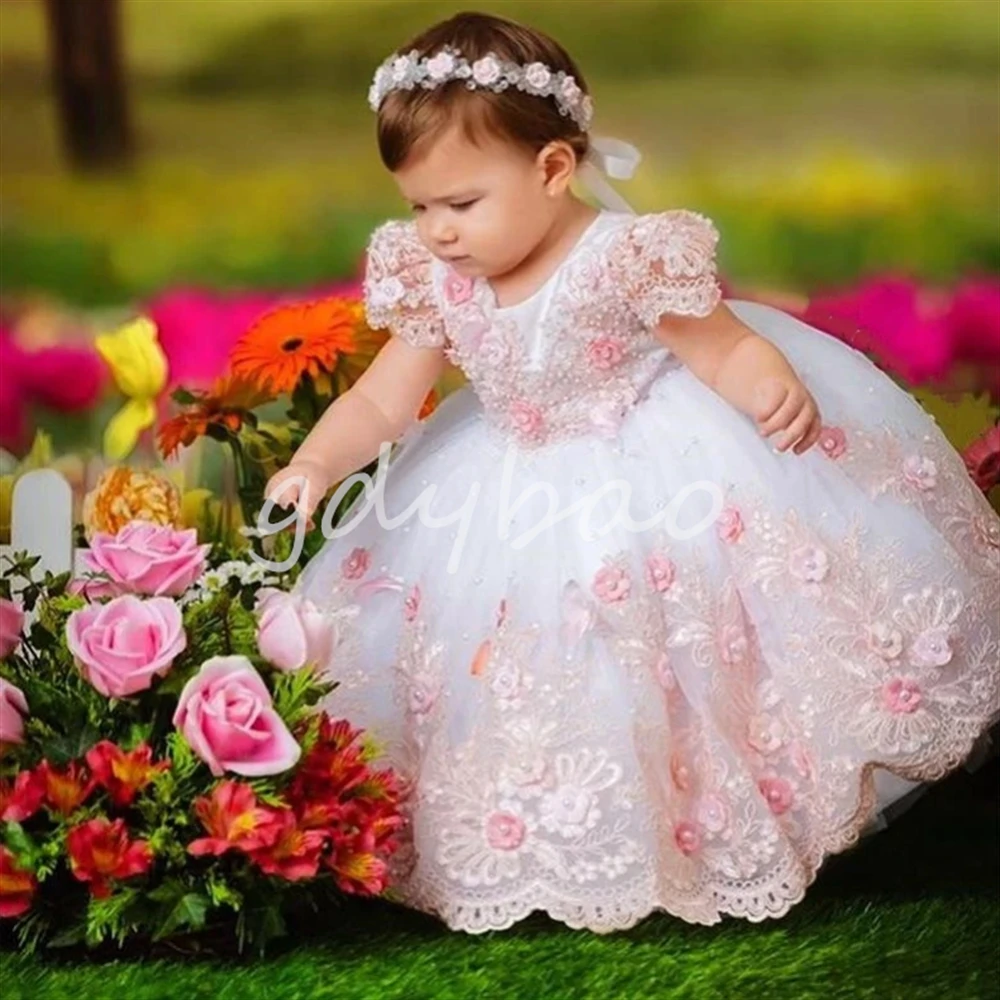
[171,387,200,405]
[153,891,210,941]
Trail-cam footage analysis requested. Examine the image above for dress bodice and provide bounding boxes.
[363,209,723,449]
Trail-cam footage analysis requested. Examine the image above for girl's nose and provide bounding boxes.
[430,216,458,247]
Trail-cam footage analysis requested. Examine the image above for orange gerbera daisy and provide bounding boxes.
[230,298,358,395]
[157,374,269,459]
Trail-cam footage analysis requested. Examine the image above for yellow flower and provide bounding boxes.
[95,317,168,461]
[82,467,181,539]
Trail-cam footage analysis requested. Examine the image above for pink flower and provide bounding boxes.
[962,425,1000,493]
[645,553,676,593]
[903,455,937,491]
[443,270,475,305]
[172,655,301,777]
[909,626,953,668]
[695,793,730,834]
[669,750,692,792]
[341,547,371,581]
[426,51,456,81]
[586,337,625,370]
[716,506,744,544]
[592,564,631,603]
[868,622,903,660]
[66,595,185,698]
[509,400,545,441]
[80,521,209,597]
[255,588,338,673]
[0,599,24,659]
[788,545,829,583]
[882,676,923,714]
[758,775,795,815]
[747,713,786,755]
[674,820,701,856]
[485,811,526,850]
[403,585,422,622]
[818,426,847,459]
[0,679,28,745]
[471,55,502,86]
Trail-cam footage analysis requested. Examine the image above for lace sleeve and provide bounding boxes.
[611,210,723,327]
[363,220,447,349]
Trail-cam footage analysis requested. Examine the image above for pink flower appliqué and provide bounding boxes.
[669,749,692,792]
[758,775,795,815]
[403,585,422,623]
[645,552,676,593]
[341,547,371,581]
[485,811,527,851]
[695,794,730,835]
[909,626,953,668]
[586,337,625,370]
[592,564,631,604]
[788,545,829,583]
[903,455,938,491]
[674,820,702,856]
[509,400,545,441]
[443,269,475,305]
[746,713,787,755]
[882,676,923,714]
[818,426,847,459]
[716,506,744,544]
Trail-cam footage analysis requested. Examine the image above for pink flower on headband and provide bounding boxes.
[426,51,455,81]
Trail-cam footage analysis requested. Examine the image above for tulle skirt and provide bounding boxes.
[298,299,1000,933]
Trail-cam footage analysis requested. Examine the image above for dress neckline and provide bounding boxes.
[481,209,607,314]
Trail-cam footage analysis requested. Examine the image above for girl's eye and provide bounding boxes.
[451,199,479,212]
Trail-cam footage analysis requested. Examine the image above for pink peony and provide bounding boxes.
[0,679,28,745]
[882,676,923,714]
[255,588,338,672]
[173,655,301,777]
[485,811,526,850]
[758,775,795,815]
[716,506,744,543]
[66,595,185,698]
[80,521,209,597]
[0,599,24,659]
[592,564,631,603]
[645,552,676,593]
[817,426,847,460]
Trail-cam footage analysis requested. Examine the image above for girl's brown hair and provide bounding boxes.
[375,11,590,171]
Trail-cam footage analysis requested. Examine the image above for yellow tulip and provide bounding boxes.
[95,317,168,461]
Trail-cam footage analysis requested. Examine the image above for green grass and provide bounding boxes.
[2,760,997,1000]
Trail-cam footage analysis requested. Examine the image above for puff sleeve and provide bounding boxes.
[363,220,447,349]
[611,210,723,327]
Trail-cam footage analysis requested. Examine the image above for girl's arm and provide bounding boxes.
[264,338,447,518]
[654,302,823,455]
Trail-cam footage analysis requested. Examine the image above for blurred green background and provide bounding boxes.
[1,0,998,305]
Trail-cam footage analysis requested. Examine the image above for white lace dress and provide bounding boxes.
[297,209,1000,934]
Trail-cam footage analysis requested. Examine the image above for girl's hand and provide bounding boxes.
[752,375,822,454]
[264,459,331,523]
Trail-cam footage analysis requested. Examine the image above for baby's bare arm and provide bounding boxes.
[653,303,823,454]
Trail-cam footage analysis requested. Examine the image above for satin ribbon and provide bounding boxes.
[577,135,642,215]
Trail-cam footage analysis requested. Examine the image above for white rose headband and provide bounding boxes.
[367,45,641,214]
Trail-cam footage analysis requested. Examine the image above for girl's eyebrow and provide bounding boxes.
[409,191,482,206]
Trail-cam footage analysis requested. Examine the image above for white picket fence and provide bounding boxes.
[0,469,87,584]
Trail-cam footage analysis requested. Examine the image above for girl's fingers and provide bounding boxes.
[793,415,823,454]
[775,404,816,452]
[759,389,804,437]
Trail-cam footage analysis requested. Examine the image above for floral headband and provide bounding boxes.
[367,45,594,132]
[368,45,641,215]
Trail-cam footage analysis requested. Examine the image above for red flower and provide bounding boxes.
[246,808,327,881]
[0,768,46,822]
[186,780,283,857]
[65,817,153,898]
[962,424,1000,493]
[85,740,170,808]
[0,845,37,918]
[37,759,96,817]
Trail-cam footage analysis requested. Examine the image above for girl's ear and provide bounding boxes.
[536,141,577,197]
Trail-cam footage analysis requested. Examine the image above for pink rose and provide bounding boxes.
[0,679,28,745]
[0,599,24,659]
[818,426,847,459]
[592,564,631,603]
[66,595,185,698]
[255,588,338,673]
[716,506,744,543]
[758,775,795,815]
[882,676,923,714]
[586,337,625,370]
[645,552,676,593]
[80,521,209,597]
[510,400,545,441]
[172,655,301,777]
[443,269,475,305]
[341,547,371,581]
[485,811,526,850]
[674,820,701,856]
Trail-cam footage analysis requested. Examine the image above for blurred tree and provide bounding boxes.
[43,0,133,171]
